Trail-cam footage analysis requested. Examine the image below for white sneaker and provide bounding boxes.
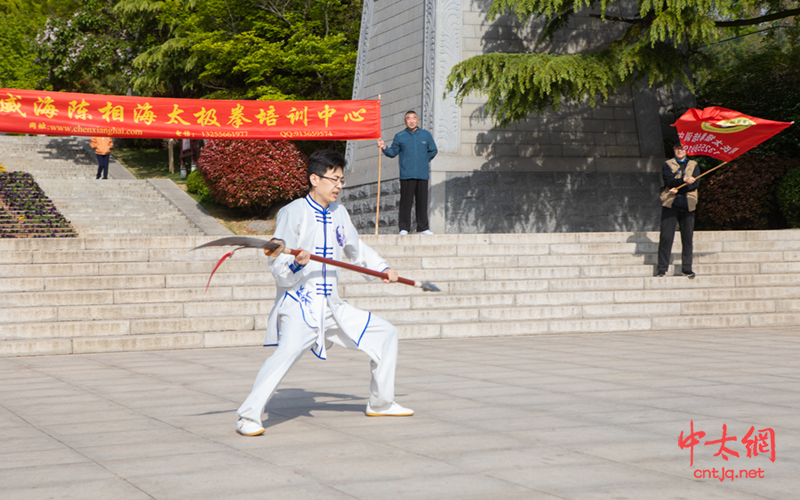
[420,230,433,235]
[366,401,414,417]
[236,417,265,436]
[398,230,408,235]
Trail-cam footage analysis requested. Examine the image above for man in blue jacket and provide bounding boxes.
[377,111,438,235]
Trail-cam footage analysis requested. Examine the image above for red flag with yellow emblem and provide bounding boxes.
[674,107,792,161]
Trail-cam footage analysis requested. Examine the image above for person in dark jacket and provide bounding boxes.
[377,111,438,235]
[657,143,700,278]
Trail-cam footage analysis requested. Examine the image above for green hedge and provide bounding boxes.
[186,170,212,202]
[777,168,800,228]
[698,156,800,230]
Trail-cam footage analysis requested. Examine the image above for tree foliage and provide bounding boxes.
[25,0,361,100]
[0,0,80,89]
[117,0,362,99]
[34,0,155,94]
[696,42,800,158]
[445,0,800,127]
[776,167,800,227]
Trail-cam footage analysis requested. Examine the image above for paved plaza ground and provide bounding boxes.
[1,327,797,500]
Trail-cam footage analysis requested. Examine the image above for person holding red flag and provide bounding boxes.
[659,107,793,278]
[656,144,700,278]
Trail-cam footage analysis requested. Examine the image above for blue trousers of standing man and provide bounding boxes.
[96,154,110,179]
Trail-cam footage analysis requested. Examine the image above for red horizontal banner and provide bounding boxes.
[674,107,792,162]
[0,88,380,141]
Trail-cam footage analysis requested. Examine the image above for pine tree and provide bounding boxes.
[445,0,800,127]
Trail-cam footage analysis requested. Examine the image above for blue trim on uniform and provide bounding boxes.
[288,261,305,274]
[357,313,371,346]
[306,195,326,214]
[380,267,390,273]
[311,342,327,360]
[315,245,333,258]
[264,301,284,347]
[283,291,317,329]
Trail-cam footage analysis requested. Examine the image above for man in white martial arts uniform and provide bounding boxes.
[236,150,414,436]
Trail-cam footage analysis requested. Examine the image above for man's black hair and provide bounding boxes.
[405,110,417,117]
[307,149,345,185]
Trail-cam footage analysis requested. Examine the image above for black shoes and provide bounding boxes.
[655,271,696,278]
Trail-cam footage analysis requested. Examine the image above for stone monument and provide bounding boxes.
[341,0,694,233]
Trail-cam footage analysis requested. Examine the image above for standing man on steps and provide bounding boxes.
[90,136,113,180]
[657,143,700,278]
[377,111,438,235]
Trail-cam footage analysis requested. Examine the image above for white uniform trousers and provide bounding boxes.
[237,300,399,423]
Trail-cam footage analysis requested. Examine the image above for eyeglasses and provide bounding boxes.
[319,175,346,187]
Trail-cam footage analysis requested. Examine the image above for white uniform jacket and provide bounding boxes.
[264,195,390,359]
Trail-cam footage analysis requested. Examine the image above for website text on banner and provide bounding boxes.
[0,88,381,141]
[674,107,793,162]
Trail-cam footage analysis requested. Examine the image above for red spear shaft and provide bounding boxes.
[285,248,416,287]
[192,236,440,292]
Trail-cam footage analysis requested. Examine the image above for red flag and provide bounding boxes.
[673,107,792,161]
[0,88,380,141]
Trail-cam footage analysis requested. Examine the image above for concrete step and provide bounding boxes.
[1,231,800,357]
[0,330,266,356]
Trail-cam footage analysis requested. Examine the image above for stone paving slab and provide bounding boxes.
[0,327,798,499]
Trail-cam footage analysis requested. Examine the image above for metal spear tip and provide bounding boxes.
[420,281,441,292]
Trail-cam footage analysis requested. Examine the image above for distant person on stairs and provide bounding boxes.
[90,137,113,180]
[235,149,414,437]
[656,143,700,278]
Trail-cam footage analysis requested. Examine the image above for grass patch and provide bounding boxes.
[113,146,275,235]
[182,189,276,235]
[112,147,174,179]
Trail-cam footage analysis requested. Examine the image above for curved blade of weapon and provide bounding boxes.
[192,236,278,251]
[192,237,283,291]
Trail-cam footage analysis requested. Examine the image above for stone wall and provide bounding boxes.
[345,0,426,186]
[342,0,693,234]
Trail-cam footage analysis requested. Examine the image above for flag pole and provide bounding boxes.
[375,94,382,235]
[674,161,728,190]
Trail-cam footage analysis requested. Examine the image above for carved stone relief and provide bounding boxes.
[433,0,462,154]
[344,0,374,171]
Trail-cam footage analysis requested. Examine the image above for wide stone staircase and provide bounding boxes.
[0,136,204,236]
[1,230,799,357]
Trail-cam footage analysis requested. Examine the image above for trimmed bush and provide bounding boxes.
[777,168,800,228]
[699,156,800,230]
[197,140,308,214]
[186,169,213,204]
[186,170,209,197]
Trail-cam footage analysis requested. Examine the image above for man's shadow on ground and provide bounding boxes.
[195,388,368,429]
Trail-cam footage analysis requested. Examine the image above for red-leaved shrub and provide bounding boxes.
[198,140,308,213]
[699,156,800,230]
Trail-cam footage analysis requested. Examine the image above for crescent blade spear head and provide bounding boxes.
[191,237,285,291]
